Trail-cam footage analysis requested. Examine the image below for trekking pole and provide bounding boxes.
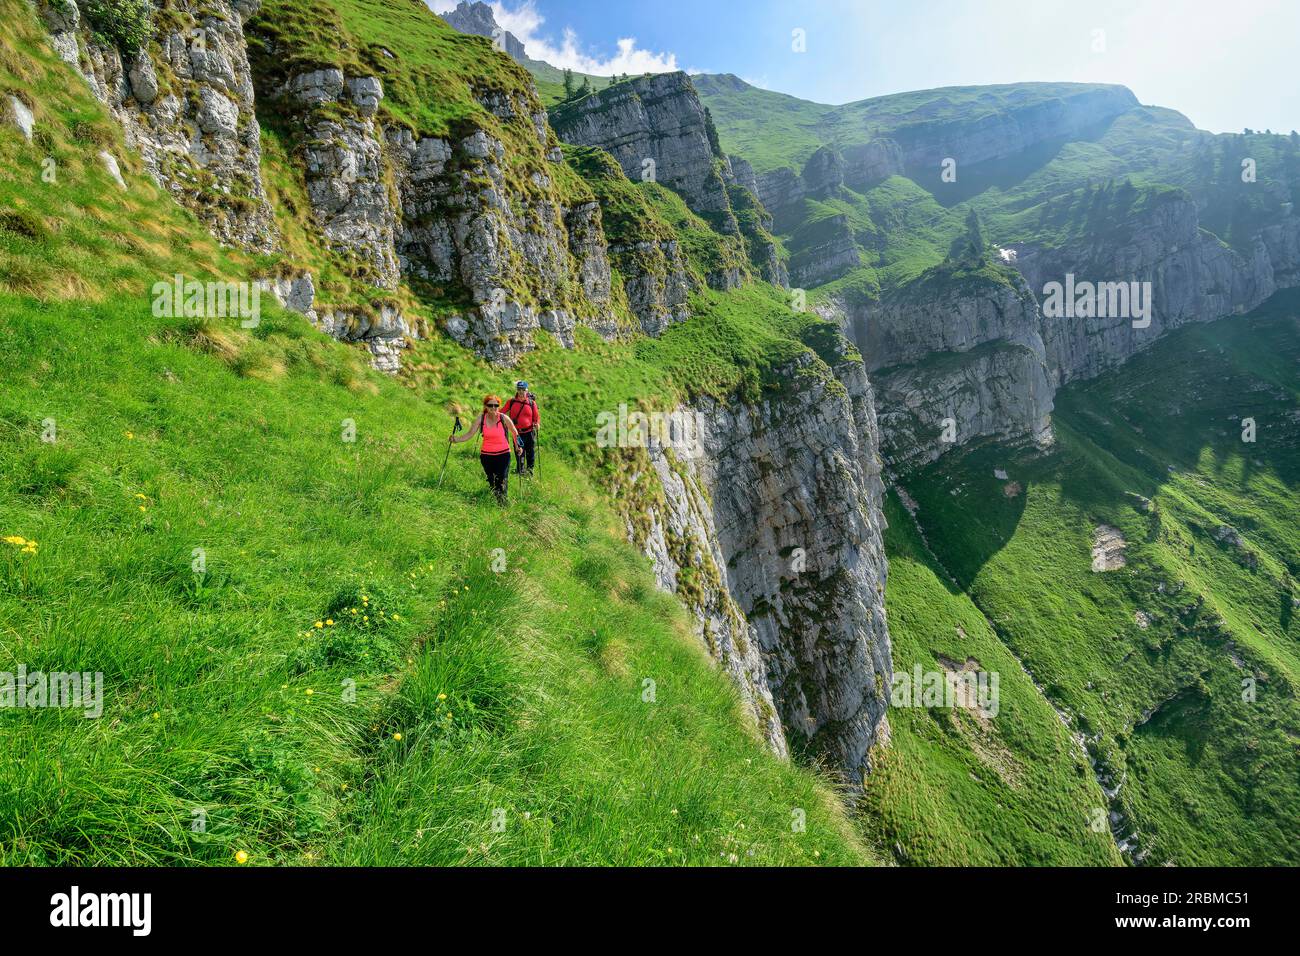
[437,416,463,487]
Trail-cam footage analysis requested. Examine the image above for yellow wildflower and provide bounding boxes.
[392,732,402,741]
[235,850,249,864]
[325,619,334,626]
[314,621,324,629]
[3,536,27,546]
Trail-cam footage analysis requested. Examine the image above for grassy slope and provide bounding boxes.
[0,0,875,866]
[898,295,1300,865]
[864,494,1121,866]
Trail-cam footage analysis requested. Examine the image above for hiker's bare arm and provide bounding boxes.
[450,415,482,444]
[503,414,520,449]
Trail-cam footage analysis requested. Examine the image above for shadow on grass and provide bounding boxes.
[903,290,1300,587]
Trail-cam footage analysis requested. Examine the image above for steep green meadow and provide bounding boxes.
[0,0,875,866]
[863,494,1122,866]
[896,295,1300,865]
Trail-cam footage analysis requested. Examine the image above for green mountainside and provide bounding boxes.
[0,0,872,866]
[697,73,1300,299]
[0,0,1295,868]
[888,294,1300,865]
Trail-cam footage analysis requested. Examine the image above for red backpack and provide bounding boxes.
[504,393,538,431]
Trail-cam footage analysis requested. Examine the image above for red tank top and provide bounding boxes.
[480,414,509,454]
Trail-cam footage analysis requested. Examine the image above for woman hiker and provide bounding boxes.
[502,380,539,476]
[450,395,520,505]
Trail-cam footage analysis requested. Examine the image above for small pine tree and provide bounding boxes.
[563,68,575,100]
[579,77,592,97]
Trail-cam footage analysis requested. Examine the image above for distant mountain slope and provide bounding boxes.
[694,74,1138,174]
[895,292,1300,865]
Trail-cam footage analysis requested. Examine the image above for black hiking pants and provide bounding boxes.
[514,430,536,474]
[481,451,510,503]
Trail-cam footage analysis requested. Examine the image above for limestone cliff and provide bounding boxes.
[549,72,738,232]
[1011,189,1300,384]
[39,0,277,250]
[620,342,893,787]
[884,85,1139,171]
[833,264,1055,471]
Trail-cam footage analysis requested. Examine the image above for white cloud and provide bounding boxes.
[430,1,679,76]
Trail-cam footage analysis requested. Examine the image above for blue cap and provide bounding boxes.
[515,381,529,390]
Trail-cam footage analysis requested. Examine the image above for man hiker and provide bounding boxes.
[449,395,521,505]
[503,381,539,477]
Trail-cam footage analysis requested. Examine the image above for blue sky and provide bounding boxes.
[430,0,1299,134]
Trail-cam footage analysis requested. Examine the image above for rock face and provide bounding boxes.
[630,434,789,756]
[258,271,414,372]
[285,69,400,288]
[624,343,893,786]
[260,56,617,364]
[611,237,694,336]
[36,0,624,369]
[756,140,904,221]
[439,0,527,62]
[872,340,1056,472]
[789,214,860,288]
[382,110,616,363]
[834,266,1055,471]
[41,0,278,250]
[6,95,34,141]
[550,72,738,231]
[887,85,1139,171]
[1011,191,1300,384]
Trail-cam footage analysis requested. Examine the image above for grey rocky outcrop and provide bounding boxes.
[439,0,528,62]
[834,267,1055,471]
[872,341,1055,471]
[383,112,615,364]
[1011,191,1300,384]
[259,271,414,373]
[756,140,904,222]
[887,85,1139,171]
[789,214,860,288]
[6,95,35,142]
[632,434,789,756]
[550,72,739,232]
[286,69,400,289]
[626,343,892,787]
[98,150,127,190]
[611,238,694,336]
[258,55,619,365]
[39,0,278,250]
